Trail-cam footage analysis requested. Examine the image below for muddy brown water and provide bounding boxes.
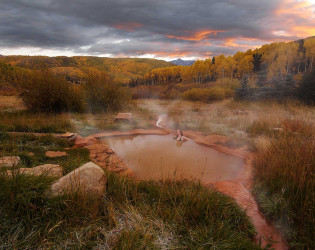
[101,135,244,183]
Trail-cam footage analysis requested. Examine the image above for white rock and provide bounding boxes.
[50,162,106,197]
[0,156,20,168]
[7,164,63,178]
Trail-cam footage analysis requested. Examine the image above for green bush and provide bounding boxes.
[83,73,130,112]
[19,69,85,113]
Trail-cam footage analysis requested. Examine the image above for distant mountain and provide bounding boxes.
[169,58,195,66]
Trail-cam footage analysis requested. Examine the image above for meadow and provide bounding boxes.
[0,92,314,248]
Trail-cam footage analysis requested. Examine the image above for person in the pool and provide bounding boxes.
[174,129,189,141]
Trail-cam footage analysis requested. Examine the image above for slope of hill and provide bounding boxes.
[170,58,196,66]
[0,56,174,83]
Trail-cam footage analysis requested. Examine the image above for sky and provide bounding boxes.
[0,0,314,61]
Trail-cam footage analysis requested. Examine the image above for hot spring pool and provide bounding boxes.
[101,135,244,183]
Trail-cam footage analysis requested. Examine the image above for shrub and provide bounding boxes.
[83,73,130,112]
[181,86,232,102]
[295,70,315,105]
[19,69,85,113]
[131,86,161,99]
[216,78,241,89]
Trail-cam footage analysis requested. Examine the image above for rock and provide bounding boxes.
[0,156,20,168]
[60,132,79,141]
[7,164,63,178]
[74,137,97,148]
[74,134,83,141]
[45,151,68,158]
[50,162,106,197]
[86,144,133,176]
[114,113,133,123]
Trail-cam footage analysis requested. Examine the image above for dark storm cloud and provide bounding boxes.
[0,0,313,58]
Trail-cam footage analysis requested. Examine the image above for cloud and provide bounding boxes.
[0,0,314,59]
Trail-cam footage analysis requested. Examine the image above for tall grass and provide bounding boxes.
[0,173,259,249]
[252,119,315,248]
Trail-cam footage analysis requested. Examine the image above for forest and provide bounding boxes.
[130,36,315,86]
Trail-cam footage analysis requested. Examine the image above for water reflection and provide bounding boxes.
[101,135,244,184]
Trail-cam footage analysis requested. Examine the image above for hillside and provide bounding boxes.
[0,56,174,83]
[131,36,315,86]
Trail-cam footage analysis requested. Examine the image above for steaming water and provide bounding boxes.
[101,135,244,183]
[156,114,167,128]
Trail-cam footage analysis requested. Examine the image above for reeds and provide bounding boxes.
[253,119,315,248]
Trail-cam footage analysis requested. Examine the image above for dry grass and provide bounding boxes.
[253,119,314,248]
[0,111,73,133]
[0,95,25,111]
[137,99,315,139]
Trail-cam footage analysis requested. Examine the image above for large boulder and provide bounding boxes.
[7,164,63,178]
[50,162,106,197]
[0,156,20,168]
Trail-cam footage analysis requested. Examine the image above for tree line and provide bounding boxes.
[129,37,315,86]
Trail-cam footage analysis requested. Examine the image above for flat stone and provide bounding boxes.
[74,137,97,148]
[114,113,133,122]
[61,132,76,138]
[0,156,20,168]
[7,164,63,178]
[50,162,106,197]
[86,144,134,176]
[45,151,68,158]
[60,132,78,142]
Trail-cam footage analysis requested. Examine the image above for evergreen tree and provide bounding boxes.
[235,76,251,100]
[295,70,315,104]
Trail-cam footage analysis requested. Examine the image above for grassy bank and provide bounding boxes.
[0,133,259,249]
[0,133,90,175]
[0,111,73,133]
[0,174,259,249]
[0,95,155,135]
[251,119,314,249]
